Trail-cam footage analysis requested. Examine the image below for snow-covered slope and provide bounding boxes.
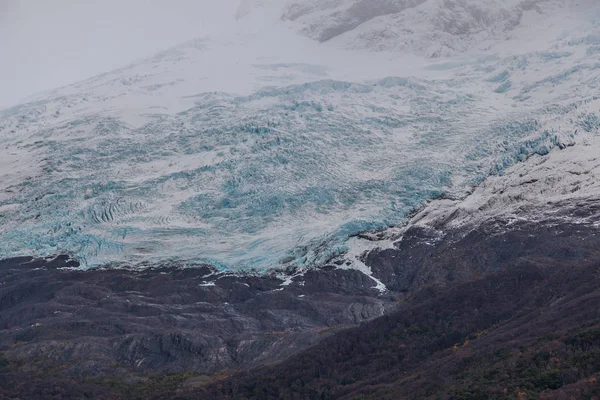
[0,0,599,270]
[278,0,595,57]
[411,129,600,232]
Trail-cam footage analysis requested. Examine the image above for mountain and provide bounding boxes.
[261,0,592,57]
[0,0,600,398]
[1,0,599,273]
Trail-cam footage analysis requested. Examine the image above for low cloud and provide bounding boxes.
[0,0,238,108]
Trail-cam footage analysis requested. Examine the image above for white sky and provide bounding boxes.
[0,0,238,109]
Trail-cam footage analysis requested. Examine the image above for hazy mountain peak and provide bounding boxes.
[236,0,286,20]
[238,0,595,57]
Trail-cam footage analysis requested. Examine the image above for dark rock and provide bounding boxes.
[0,255,395,380]
[366,218,600,294]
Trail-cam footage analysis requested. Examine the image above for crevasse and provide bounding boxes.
[0,73,591,270]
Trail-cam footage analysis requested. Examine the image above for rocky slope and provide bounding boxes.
[203,257,600,399]
[0,256,394,379]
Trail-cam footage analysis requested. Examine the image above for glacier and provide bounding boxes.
[0,0,599,271]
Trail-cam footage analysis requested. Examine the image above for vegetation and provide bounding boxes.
[197,261,600,399]
[0,353,9,373]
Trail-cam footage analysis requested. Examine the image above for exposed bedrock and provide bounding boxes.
[0,256,395,380]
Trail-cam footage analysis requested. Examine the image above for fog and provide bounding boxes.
[0,0,238,109]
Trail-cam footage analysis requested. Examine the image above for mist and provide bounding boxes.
[0,0,238,109]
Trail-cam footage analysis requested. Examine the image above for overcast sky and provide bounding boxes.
[0,0,238,109]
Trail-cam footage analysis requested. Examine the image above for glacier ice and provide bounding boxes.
[0,0,599,271]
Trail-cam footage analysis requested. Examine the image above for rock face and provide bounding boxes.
[0,256,395,379]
